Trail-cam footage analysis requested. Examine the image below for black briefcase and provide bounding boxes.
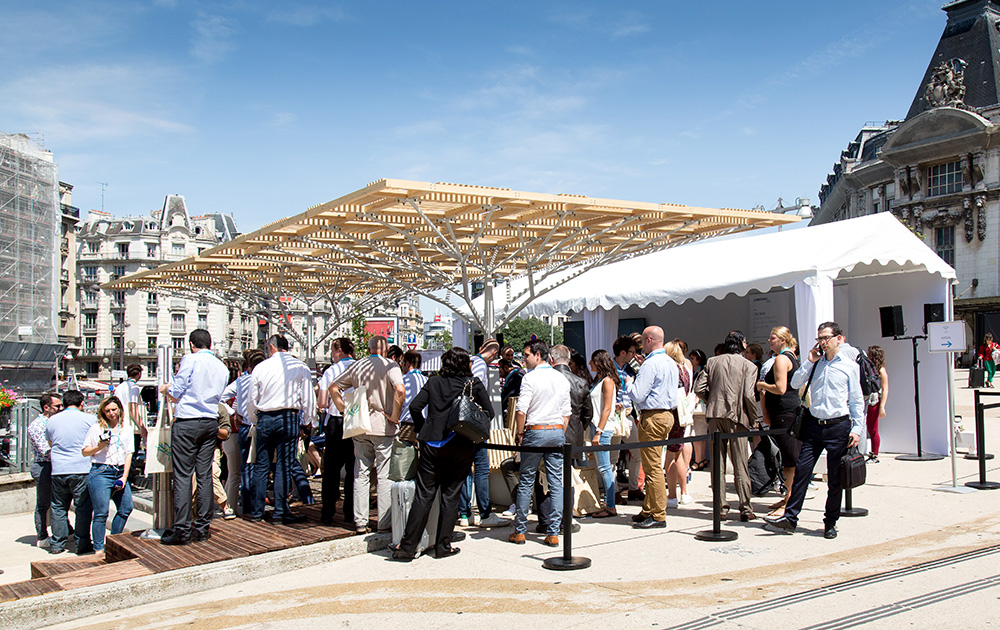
[840,446,867,489]
[969,366,986,389]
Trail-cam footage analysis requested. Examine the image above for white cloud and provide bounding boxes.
[190,12,238,64]
[0,63,193,143]
[266,4,346,26]
[270,112,297,127]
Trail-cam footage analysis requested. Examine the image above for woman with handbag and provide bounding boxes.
[665,341,694,508]
[389,347,493,561]
[755,326,801,517]
[864,346,889,463]
[587,350,622,518]
[977,333,1000,387]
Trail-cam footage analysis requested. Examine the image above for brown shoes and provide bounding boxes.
[508,533,526,545]
[544,535,559,547]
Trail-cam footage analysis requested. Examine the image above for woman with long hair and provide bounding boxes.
[81,396,133,552]
[978,333,999,387]
[688,348,710,471]
[588,349,621,518]
[390,347,493,561]
[664,341,693,507]
[865,346,889,463]
[755,326,800,517]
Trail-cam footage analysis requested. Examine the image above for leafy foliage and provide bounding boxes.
[497,317,563,350]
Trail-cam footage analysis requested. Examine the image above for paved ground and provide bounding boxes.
[8,370,1000,629]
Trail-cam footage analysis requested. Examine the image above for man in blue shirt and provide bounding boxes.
[626,326,679,529]
[765,321,864,540]
[45,390,95,555]
[159,329,229,545]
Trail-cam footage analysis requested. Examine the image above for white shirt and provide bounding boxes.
[516,363,571,426]
[82,422,134,466]
[319,358,355,416]
[400,370,428,424]
[168,350,230,419]
[248,351,317,427]
[114,379,142,434]
[471,355,488,385]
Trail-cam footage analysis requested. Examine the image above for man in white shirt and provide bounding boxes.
[159,329,229,545]
[114,364,145,453]
[509,340,571,547]
[248,334,317,525]
[329,335,405,535]
[28,393,62,548]
[317,337,356,524]
[221,349,266,516]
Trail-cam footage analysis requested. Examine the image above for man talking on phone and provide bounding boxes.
[764,321,863,540]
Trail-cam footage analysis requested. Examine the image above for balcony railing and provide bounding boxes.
[60,203,80,218]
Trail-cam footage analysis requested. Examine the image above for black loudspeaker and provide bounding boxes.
[496,332,505,348]
[924,303,945,327]
[880,305,904,338]
[473,333,484,353]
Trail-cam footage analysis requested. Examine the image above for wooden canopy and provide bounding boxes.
[107,178,800,335]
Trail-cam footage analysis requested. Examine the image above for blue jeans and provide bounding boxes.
[460,445,491,518]
[595,429,615,509]
[31,461,52,540]
[514,428,564,536]
[51,473,93,553]
[238,423,253,515]
[252,410,299,520]
[88,463,133,551]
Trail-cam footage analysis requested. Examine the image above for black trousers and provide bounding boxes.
[398,438,474,556]
[321,415,356,522]
[171,418,218,537]
[783,415,851,528]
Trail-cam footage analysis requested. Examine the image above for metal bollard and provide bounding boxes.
[695,431,737,542]
[543,442,591,570]
[966,390,1000,490]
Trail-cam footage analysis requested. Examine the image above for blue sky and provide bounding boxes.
[2,0,950,231]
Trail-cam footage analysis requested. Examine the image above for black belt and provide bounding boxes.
[814,414,849,426]
[174,416,216,422]
[259,408,298,414]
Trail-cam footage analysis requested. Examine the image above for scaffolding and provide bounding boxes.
[0,133,59,344]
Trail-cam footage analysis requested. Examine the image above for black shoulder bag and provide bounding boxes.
[447,378,492,444]
[789,360,818,440]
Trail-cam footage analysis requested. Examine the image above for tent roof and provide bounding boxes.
[473,213,956,318]
[106,178,798,333]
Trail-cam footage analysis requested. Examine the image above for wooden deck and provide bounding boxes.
[1,503,366,604]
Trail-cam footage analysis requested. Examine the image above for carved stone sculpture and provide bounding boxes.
[976,194,987,241]
[925,59,969,109]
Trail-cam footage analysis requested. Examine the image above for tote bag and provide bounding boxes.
[342,386,372,439]
[145,400,172,474]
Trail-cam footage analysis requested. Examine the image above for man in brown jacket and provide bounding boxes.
[694,330,759,521]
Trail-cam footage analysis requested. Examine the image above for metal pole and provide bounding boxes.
[897,335,943,461]
[543,442,591,570]
[696,432,737,541]
[966,390,1000,490]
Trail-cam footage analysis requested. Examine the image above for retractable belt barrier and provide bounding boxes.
[969,390,1000,490]
[478,425,820,571]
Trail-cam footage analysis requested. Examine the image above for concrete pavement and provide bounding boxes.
[5,369,1000,629]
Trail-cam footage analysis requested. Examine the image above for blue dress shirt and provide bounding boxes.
[626,349,679,410]
[169,349,230,419]
[790,351,864,436]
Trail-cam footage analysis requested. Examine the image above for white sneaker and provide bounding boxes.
[459,515,470,527]
[36,537,51,549]
[479,514,512,528]
[666,498,679,509]
[223,507,237,520]
[679,494,694,505]
[501,504,516,518]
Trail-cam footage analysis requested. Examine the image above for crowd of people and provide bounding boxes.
[25,319,891,557]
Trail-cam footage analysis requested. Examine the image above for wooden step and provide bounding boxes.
[51,559,152,590]
[31,556,106,579]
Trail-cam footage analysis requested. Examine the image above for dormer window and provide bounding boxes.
[927,160,962,196]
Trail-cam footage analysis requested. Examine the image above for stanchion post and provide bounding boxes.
[966,390,1000,490]
[543,442,591,570]
[695,431,737,542]
[841,485,868,517]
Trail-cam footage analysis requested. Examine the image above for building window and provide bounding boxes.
[148,313,158,329]
[172,243,184,257]
[113,290,126,306]
[927,161,963,197]
[147,292,158,305]
[117,243,129,258]
[113,312,125,329]
[198,315,208,329]
[112,265,126,280]
[936,226,956,266]
[147,361,157,376]
[85,337,96,353]
[87,241,99,254]
[148,336,157,350]
[86,361,100,376]
[84,266,99,282]
[84,313,97,331]
[172,337,185,351]
[172,313,185,333]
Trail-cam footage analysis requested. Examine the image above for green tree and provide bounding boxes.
[350,314,372,357]
[497,316,563,351]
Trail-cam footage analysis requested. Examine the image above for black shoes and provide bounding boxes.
[388,543,415,562]
[193,530,211,542]
[280,513,307,525]
[160,530,190,546]
[433,546,461,559]
[631,513,648,523]
[824,526,838,539]
[535,522,581,534]
[763,516,796,534]
[632,517,667,529]
[627,490,645,502]
[740,513,756,522]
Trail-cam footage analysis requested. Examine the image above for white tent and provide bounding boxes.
[458,213,957,455]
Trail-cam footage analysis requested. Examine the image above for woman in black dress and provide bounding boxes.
[755,326,801,517]
[390,347,493,561]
